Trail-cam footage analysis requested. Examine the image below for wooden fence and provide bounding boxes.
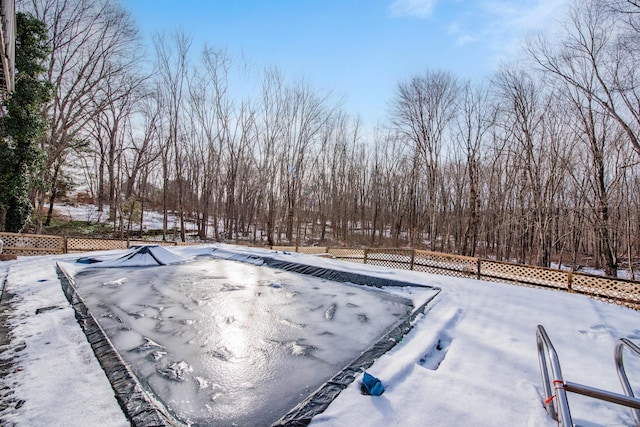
[279,246,640,310]
[0,232,65,256]
[1,233,638,309]
[0,233,196,256]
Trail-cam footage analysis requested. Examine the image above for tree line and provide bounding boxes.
[3,0,640,278]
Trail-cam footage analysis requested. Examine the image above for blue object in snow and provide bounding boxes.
[362,372,385,396]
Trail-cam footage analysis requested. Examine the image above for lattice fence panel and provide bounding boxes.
[413,250,478,278]
[327,248,365,263]
[272,245,297,252]
[366,249,413,270]
[0,233,64,256]
[296,246,328,255]
[66,238,127,253]
[129,240,178,247]
[571,273,640,309]
[480,260,569,289]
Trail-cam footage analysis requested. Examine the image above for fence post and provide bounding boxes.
[63,236,68,254]
[364,248,369,265]
[477,258,482,280]
[410,250,415,270]
[567,272,573,292]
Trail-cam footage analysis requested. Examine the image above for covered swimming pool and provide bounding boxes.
[59,246,439,426]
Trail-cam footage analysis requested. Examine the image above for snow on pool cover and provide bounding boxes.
[63,247,438,425]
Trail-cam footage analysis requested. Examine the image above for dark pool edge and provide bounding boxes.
[56,262,186,427]
[262,255,438,290]
[215,252,442,427]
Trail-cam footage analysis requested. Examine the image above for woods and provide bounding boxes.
[6,0,640,277]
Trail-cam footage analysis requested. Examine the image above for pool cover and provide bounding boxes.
[60,247,439,425]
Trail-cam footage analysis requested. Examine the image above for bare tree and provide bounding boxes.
[494,68,572,267]
[20,0,141,232]
[528,0,640,157]
[121,90,162,236]
[281,80,332,243]
[154,29,191,241]
[87,68,145,229]
[561,78,623,275]
[454,82,495,256]
[607,0,640,33]
[391,70,460,250]
[186,47,230,240]
[254,68,286,246]
[526,0,640,274]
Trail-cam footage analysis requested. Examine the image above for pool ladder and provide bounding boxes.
[536,325,640,426]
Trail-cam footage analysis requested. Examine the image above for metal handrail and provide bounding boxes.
[536,325,572,425]
[615,338,640,425]
[537,325,640,427]
[564,381,640,411]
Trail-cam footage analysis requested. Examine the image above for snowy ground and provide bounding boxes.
[50,203,176,232]
[1,244,640,426]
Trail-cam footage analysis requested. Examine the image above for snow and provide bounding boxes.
[0,255,129,427]
[50,203,107,224]
[49,203,193,233]
[1,245,640,426]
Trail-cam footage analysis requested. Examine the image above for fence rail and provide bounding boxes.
[0,232,637,309]
[66,237,128,253]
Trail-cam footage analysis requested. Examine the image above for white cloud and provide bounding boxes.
[389,0,438,19]
[447,21,477,46]
[482,0,570,33]
[456,34,476,45]
[445,0,571,58]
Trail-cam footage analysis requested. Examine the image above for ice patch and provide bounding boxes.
[194,376,209,390]
[324,303,337,320]
[287,340,316,357]
[208,347,232,361]
[147,350,167,361]
[102,277,126,287]
[157,361,193,382]
[130,337,165,353]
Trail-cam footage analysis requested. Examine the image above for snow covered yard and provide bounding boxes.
[1,245,640,426]
[0,253,129,426]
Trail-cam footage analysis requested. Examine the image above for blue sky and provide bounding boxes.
[122,0,570,126]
